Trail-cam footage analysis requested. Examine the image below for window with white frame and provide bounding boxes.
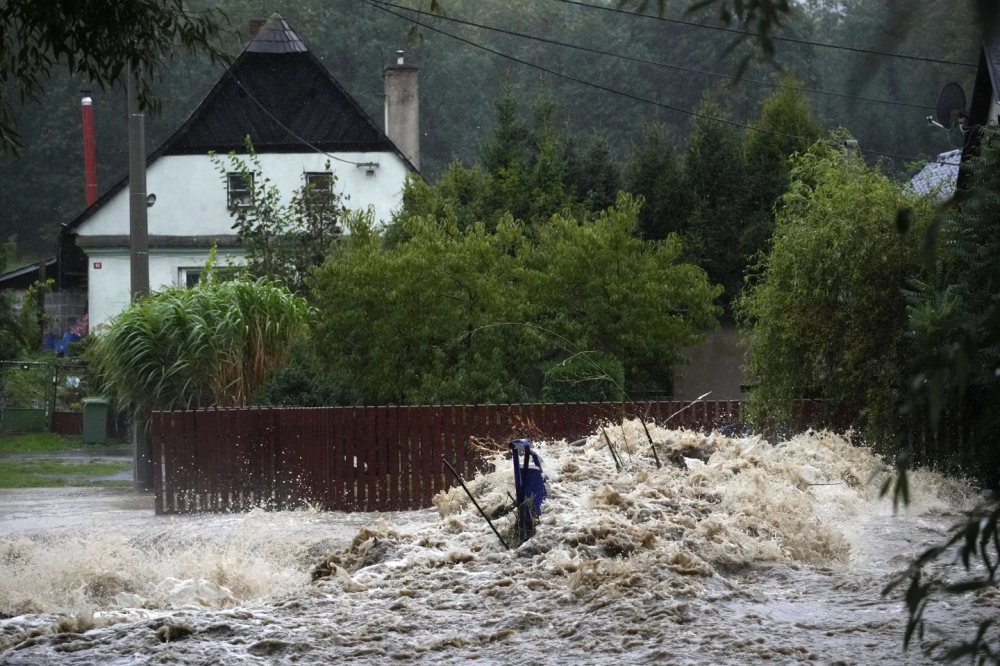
[304,171,336,208]
[305,171,333,192]
[227,173,253,208]
[178,267,235,288]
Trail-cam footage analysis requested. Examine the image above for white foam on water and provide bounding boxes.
[0,425,989,664]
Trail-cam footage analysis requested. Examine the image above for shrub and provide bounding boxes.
[90,276,310,413]
[252,340,358,407]
[542,354,625,403]
[737,137,935,441]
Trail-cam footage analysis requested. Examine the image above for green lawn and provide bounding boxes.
[0,433,129,454]
[0,459,132,488]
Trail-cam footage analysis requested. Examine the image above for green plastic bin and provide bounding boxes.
[81,398,109,444]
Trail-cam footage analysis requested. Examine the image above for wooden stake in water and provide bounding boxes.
[443,459,509,550]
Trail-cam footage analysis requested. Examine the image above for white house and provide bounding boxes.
[61,13,419,327]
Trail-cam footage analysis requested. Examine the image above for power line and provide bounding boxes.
[225,71,379,167]
[371,0,932,110]
[362,0,938,164]
[548,0,978,69]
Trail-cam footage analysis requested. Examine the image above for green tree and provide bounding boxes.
[742,80,822,262]
[252,338,358,407]
[524,192,721,391]
[571,129,623,212]
[0,238,22,360]
[312,208,539,405]
[210,139,345,294]
[684,94,750,310]
[625,123,690,241]
[313,194,720,404]
[390,79,601,241]
[0,0,227,154]
[737,137,935,439]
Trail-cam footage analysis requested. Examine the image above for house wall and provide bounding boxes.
[672,324,746,401]
[75,151,410,239]
[85,248,245,328]
[45,290,88,337]
[75,150,408,326]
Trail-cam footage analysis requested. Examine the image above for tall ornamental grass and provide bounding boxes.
[91,277,311,413]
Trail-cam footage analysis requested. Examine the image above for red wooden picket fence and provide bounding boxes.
[150,400,847,515]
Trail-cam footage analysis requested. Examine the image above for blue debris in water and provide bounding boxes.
[509,439,548,543]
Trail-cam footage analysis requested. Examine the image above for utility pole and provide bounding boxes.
[127,67,149,301]
[127,66,153,492]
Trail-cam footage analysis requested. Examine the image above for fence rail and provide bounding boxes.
[150,400,847,515]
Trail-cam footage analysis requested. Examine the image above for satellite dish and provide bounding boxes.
[936,82,967,129]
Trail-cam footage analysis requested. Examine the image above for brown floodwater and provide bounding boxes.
[0,425,991,665]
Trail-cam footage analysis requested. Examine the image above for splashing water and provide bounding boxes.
[0,425,988,664]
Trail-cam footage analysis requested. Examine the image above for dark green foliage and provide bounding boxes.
[0,0,228,155]
[737,138,935,440]
[0,239,22,361]
[904,124,1000,468]
[312,195,720,405]
[573,130,623,213]
[742,80,822,265]
[625,124,690,241]
[542,354,625,403]
[391,82,593,238]
[684,95,750,309]
[252,340,358,407]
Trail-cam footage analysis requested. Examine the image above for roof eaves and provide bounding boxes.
[983,35,1000,105]
[0,257,56,285]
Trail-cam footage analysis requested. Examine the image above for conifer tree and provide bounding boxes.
[685,95,749,311]
[625,123,690,241]
[743,81,822,262]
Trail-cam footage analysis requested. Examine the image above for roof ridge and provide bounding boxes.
[246,13,308,54]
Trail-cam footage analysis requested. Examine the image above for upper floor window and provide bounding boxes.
[303,171,337,209]
[305,171,333,193]
[227,173,253,208]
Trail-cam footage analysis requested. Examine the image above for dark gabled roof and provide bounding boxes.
[163,14,401,156]
[983,35,1000,105]
[971,36,1000,126]
[245,16,308,53]
[0,257,56,290]
[63,13,415,235]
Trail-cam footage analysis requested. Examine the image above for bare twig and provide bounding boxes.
[663,391,713,425]
[600,425,623,472]
[443,459,509,550]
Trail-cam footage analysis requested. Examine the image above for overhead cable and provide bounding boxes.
[362,0,941,164]
[225,71,380,167]
[371,0,933,110]
[548,0,977,68]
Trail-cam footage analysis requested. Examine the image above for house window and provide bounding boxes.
[179,267,234,288]
[305,172,333,192]
[227,173,253,208]
[303,171,336,209]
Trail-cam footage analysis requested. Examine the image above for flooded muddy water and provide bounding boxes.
[0,425,992,664]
